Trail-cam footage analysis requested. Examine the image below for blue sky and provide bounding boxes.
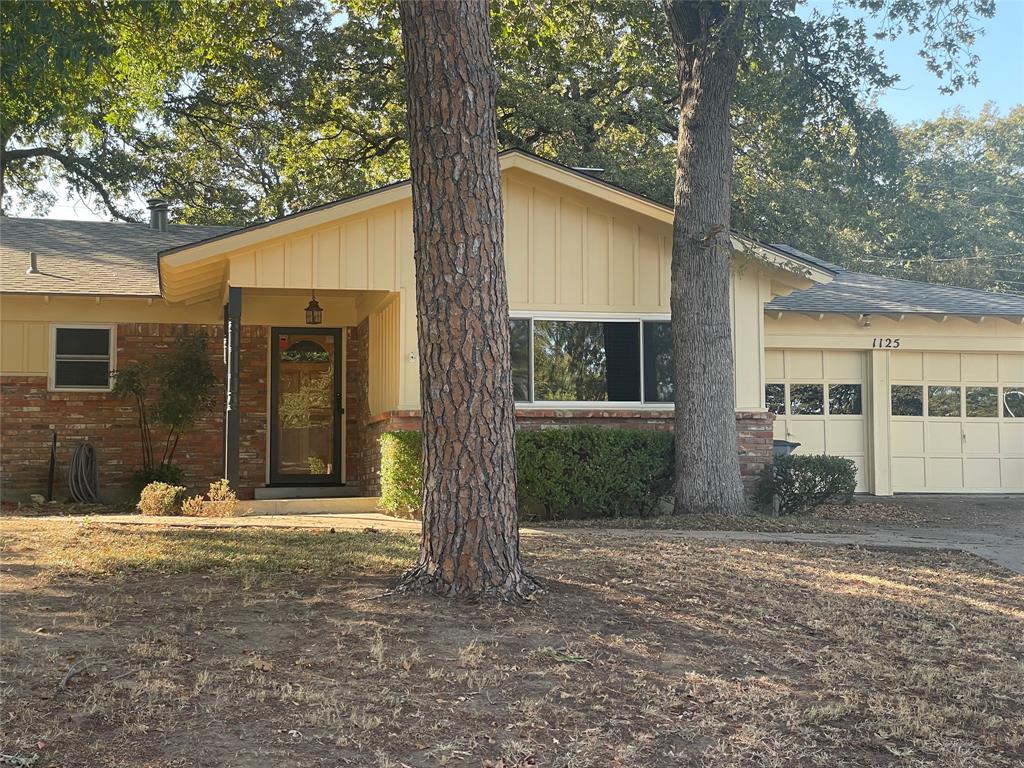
[802,0,1023,124]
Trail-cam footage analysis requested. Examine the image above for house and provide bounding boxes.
[1,150,1022,506]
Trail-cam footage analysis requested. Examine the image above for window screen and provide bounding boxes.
[642,321,673,403]
[53,327,112,389]
[510,319,531,402]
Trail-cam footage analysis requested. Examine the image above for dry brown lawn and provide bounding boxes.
[1,517,1021,768]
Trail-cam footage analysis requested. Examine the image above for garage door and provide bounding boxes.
[890,352,1024,492]
[765,350,869,492]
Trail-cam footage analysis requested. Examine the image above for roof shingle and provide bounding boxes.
[766,245,1024,317]
[0,217,236,296]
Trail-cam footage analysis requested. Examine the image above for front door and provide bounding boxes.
[270,328,344,486]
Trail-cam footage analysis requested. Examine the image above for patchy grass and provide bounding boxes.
[2,517,1022,767]
[536,512,858,533]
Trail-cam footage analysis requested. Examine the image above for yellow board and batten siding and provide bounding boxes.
[214,166,776,415]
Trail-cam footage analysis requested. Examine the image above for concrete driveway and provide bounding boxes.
[851,494,1023,574]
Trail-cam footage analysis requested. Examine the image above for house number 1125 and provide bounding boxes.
[872,337,901,348]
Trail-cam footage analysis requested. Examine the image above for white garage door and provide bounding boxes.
[890,352,1024,492]
[766,350,869,492]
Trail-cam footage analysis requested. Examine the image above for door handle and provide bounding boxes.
[336,392,344,415]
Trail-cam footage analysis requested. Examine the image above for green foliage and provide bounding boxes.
[137,481,186,516]
[378,431,423,519]
[131,464,184,496]
[517,428,674,520]
[755,454,858,516]
[377,428,673,521]
[4,0,1011,295]
[113,330,218,481]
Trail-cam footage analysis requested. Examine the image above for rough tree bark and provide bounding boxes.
[396,0,538,599]
[664,0,748,516]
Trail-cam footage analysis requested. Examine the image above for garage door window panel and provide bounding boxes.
[765,383,786,415]
[891,385,924,416]
[1004,387,1024,418]
[829,384,862,415]
[965,387,998,418]
[928,386,962,417]
[790,384,823,415]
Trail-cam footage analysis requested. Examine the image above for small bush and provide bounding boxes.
[755,454,857,516]
[182,479,239,517]
[379,431,423,519]
[377,428,673,521]
[137,482,186,516]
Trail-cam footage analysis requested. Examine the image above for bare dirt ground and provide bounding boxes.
[2,518,1021,768]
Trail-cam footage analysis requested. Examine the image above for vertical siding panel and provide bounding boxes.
[531,188,557,305]
[637,228,660,308]
[258,243,285,288]
[371,208,396,289]
[610,219,634,306]
[558,200,585,306]
[504,182,529,303]
[314,226,341,289]
[584,211,609,307]
[343,219,369,289]
[286,235,313,289]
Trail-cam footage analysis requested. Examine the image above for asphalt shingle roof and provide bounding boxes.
[0,217,236,296]
[766,245,1024,317]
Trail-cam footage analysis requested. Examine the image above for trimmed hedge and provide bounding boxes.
[378,427,673,521]
[754,454,857,516]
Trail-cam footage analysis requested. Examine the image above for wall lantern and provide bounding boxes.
[304,291,323,325]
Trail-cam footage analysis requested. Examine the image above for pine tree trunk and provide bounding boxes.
[397,0,538,599]
[664,0,748,516]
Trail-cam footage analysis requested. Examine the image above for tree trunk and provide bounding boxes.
[664,0,748,516]
[397,0,538,599]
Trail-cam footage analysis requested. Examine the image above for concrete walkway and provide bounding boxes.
[33,500,1023,574]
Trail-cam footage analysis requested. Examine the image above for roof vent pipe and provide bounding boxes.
[26,251,38,274]
[147,197,169,232]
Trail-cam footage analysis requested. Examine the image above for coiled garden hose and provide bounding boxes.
[68,441,100,503]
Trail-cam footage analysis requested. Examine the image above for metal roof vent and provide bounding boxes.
[26,251,38,274]
[147,197,169,232]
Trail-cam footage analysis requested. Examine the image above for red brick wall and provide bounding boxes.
[0,323,268,502]
[345,320,370,488]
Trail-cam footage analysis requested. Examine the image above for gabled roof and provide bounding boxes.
[766,245,1024,317]
[159,149,832,286]
[0,216,237,296]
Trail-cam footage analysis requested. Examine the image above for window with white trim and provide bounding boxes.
[51,325,115,390]
[510,316,672,405]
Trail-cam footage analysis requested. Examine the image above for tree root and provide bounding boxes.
[394,563,543,603]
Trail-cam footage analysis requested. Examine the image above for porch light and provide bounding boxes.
[304,291,323,325]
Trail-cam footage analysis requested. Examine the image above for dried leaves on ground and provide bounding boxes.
[2,518,1021,767]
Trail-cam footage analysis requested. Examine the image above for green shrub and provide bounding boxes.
[377,428,673,521]
[137,482,186,516]
[379,431,423,518]
[755,454,857,516]
[517,428,673,520]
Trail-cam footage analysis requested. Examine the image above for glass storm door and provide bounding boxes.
[270,329,343,485]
